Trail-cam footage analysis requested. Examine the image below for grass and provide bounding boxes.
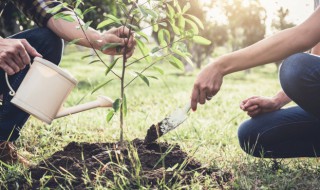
[2,45,320,189]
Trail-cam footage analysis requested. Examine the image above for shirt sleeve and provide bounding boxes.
[10,0,72,27]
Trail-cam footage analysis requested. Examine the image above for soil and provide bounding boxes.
[144,122,164,144]
[9,139,232,189]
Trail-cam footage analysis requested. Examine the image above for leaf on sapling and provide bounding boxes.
[75,0,83,9]
[135,72,150,86]
[47,3,64,14]
[74,8,83,19]
[185,18,199,34]
[91,79,113,95]
[169,56,184,70]
[83,6,96,16]
[178,15,186,29]
[81,54,92,60]
[136,38,151,63]
[166,4,175,19]
[105,57,120,76]
[153,66,164,75]
[83,21,92,30]
[135,31,149,41]
[158,29,165,47]
[54,13,75,22]
[123,94,127,116]
[192,36,212,45]
[113,99,121,112]
[151,47,160,53]
[101,43,122,51]
[106,110,115,122]
[145,9,158,19]
[169,21,180,35]
[175,1,182,14]
[182,2,191,14]
[106,14,122,24]
[137,4,148,17]
[88,60,101,64]
[147,76,158,80]
[185,14,204,30]
[97,19,116,29]
[153,24,159,32]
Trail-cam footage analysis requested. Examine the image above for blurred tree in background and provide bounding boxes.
[271,7,295,70]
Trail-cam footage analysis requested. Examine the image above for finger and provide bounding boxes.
[18,49,31,66]
[243,99,260,109]
[13,53,25,69]
[191,85,200,111]
[242,96,259,105]
[245,105,259,112]
[248,109,261,117]
[119,26,130,37]
[1,63,15,75]
[199,88,206,105]
[6,60,20,73]
[126,49,134,58]
[21,39,42,58]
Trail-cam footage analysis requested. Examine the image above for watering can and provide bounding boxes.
[5,57,113,124]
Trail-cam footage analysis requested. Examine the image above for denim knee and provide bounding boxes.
[31,28,64,64]
[279,53,311,96]
[238,119,264,157]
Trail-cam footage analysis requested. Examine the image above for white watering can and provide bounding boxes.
[5,57,113,124]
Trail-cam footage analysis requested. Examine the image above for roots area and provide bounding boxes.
[11,139,232,189]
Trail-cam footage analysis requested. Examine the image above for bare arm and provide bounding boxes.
[191,8,320,110]
[47,11,135,57]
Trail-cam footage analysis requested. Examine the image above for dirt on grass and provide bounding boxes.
[11,139,233,189]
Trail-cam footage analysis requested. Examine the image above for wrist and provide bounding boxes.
[87,30,103,50]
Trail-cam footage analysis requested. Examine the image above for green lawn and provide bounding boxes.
[2,46,320,189]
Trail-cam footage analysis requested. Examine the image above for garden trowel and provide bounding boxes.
[144,102,191,144]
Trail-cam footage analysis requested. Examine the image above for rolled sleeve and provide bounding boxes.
[10,0,72,27]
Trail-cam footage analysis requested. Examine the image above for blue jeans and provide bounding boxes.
[238,53,320,158]
[0,28,63,141]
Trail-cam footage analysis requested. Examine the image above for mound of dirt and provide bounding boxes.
[15,139,232,189]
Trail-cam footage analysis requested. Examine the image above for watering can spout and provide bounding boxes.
[55,96,114,119]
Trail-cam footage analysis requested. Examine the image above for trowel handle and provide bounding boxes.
[5,63,32,96]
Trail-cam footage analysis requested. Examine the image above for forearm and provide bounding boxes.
[311,42,320,55]
[272,91,292,109]
[216,10,320,75]
[47,11,102,50]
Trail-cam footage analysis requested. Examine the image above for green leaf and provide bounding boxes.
[151,47,160,53]
[113,99,121,112]
[81,54,92,60]
[178,15,186,29]
[136,38,151,63]
[83,21,92,30]
[169,21,180,35]
[167,4,175,19]
[106,14,121,24]
[83,6,96,16]
[123,94,127,116]
[74,8,83,19]
[169,56,184,70]
[192,36,212,45]
[145,9,158,19]
[147,76,158,80]
[67,38,82,45]
[91,79,113,94]
[101,43,122,51]
[185,14,204,29]
[182,2,191,14]
[105,57,120,76]
[153,24,159,32]
[88,60,101,64]
[185,18,199,34]
[137,4,148,17]
[54,13,75,22]
[135,31,149,41]
[153,66,164,75]
[158,29,165,46]
[48,4,64,14]
[135,72,150,86]
[97,19,116,29]
[106,110,115,122]
[75,0,83,9]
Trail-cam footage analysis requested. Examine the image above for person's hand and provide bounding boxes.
[191,62,224,111]
[0,38,42,75]
[240,96,280,117]
[98,26,136,58]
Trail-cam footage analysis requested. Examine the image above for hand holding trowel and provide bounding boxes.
[144,102,191,144]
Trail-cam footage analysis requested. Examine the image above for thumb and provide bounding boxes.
[21,40,42,57]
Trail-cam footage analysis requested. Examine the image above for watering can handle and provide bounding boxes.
[5,63,32,97]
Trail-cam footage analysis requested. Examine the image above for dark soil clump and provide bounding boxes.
[144,122,164,144]
[13,139,232,189]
